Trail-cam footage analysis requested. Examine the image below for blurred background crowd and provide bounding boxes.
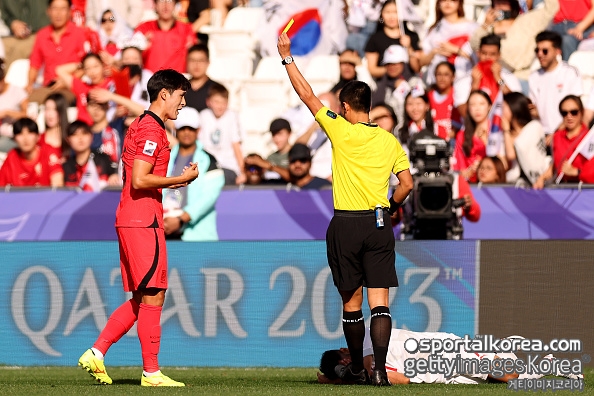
[1,0,593,228]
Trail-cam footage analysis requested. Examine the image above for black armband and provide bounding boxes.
[388,197,401,215]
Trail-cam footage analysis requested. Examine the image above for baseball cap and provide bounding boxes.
[382,45,409,65]
[174,107,201,130]
[288,143,312,163]
[269,118,291,135]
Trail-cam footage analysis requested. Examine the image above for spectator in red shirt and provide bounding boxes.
[63,120,119,190]
[0,117,63,187]
[551,0,594,61]
[27,0,91,104]
[534,95,594,187]
[453,90,491,182]
[40,92,70,158]
[135,0,197,73]
[56,53,115,126]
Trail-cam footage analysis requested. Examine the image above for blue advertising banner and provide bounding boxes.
[1,188,593,241]
[2,241,478,367]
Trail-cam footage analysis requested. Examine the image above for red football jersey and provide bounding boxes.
[0,145,62,187]
[115,111,171,228]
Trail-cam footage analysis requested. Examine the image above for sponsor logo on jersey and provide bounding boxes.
[143,140,157,156]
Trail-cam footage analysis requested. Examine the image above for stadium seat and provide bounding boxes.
[208,31,258,60]
[304,55,340,83]
[207,55,254,82]
[223,7,265,33]
[240,80,290,109]
[568,51,594,104]
[240,107,281,156]
[253,57,291,82]
[5,59,30,89]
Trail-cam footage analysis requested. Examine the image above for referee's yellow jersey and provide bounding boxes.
[315,106,410,211]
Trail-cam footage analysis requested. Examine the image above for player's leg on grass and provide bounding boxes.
[137,288,184,387]
[367,287,391,386]
[78,297,141,384]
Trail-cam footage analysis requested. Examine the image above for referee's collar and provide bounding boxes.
[141,110,166,129]
[358,121,378,127]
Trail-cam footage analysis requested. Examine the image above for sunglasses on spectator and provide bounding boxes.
[560,109,580,117]
[290,158,310,164]
[101,16,115,23]
[534,48,549,55]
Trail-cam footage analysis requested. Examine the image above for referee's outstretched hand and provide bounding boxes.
[277,33,291,59]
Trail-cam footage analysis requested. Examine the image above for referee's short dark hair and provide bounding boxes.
[480,34,501,51]
[147,69,191,103]
[339,81,372,113]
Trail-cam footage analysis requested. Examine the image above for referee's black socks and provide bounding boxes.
[342,310,365,372]
[370,306,391,372]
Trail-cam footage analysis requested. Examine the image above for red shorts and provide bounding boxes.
[117,227,168,292]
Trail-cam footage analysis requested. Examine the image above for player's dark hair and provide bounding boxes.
[463,90,492,157]
[13,118,40,135]
[67,120,92,136]
[187,43,210,60]
[208,82,229,100]
[319,350,342,380]
[480,34,501,51]
[399,91,434,145]
[535,30,562,49]
[147,69,191,103]
[48,0,72,7]
[339,81,371,113]
[503,92,532,129]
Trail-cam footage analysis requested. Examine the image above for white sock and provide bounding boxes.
[91,347,104,360]
[143,370,161,377]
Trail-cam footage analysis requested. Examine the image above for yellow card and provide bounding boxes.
[282,19,294,34]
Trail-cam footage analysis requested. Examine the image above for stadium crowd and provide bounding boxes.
[1,0,594,220]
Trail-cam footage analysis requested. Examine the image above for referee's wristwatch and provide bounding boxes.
[281,56,294,65]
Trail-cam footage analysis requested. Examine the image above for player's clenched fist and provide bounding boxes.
[182,162,199,183]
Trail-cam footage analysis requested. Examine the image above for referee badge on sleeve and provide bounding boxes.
[143,140,157,156]
[326,110,337,119]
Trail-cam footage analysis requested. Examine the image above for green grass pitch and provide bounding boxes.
[0,366,591,395]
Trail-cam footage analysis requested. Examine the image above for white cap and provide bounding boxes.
[382,45,409,65]
[174,107,200,130]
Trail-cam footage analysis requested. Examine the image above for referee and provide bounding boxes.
[278,35,413,386]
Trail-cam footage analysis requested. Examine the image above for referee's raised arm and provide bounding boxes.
[277,33,324,116]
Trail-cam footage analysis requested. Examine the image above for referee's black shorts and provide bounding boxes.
[326,209,398,291]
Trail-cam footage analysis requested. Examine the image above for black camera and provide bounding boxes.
[400,131,465,240]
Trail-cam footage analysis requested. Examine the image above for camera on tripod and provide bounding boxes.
[400,131,465,240]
